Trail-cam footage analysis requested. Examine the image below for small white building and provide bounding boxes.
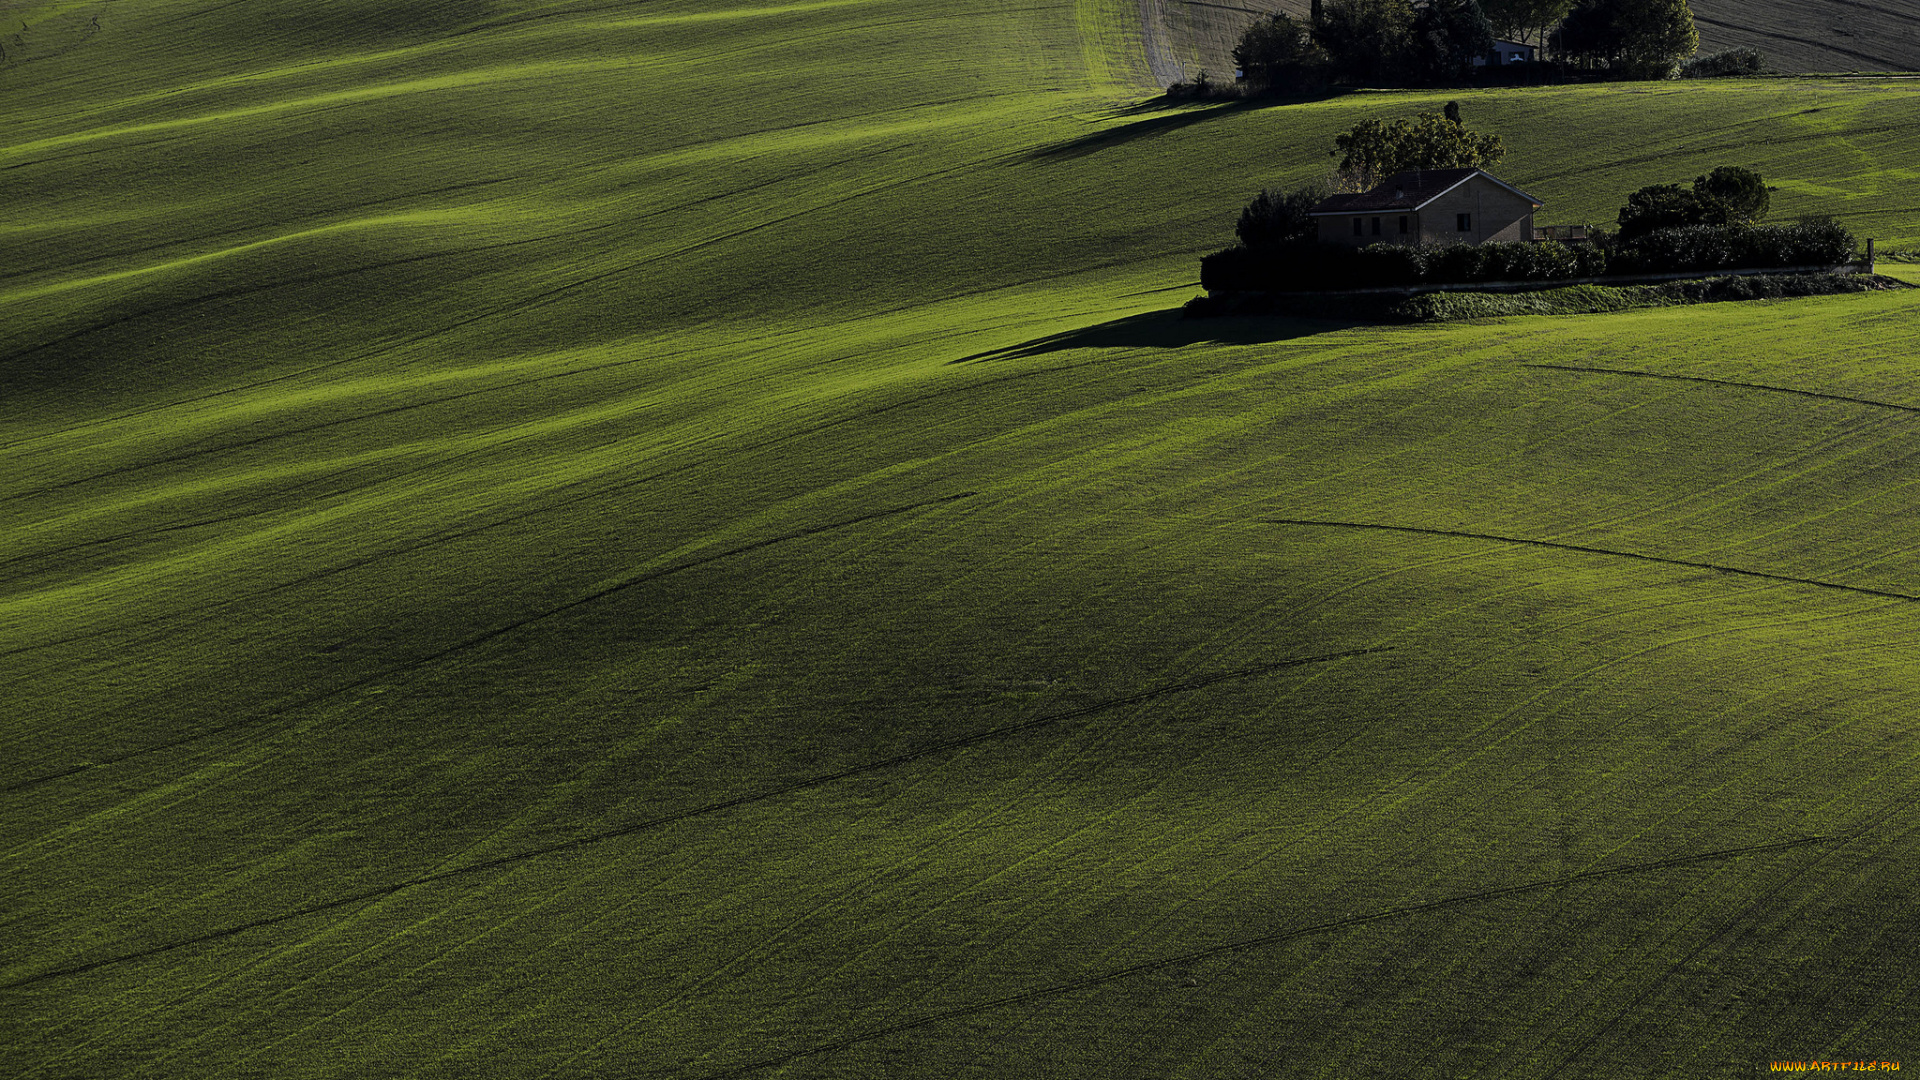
[1473,39,1537,66]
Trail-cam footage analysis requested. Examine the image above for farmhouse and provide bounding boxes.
[1309,168,1544,249]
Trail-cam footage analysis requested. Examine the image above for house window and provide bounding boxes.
[1353,217,1363,236]
[1398,216,1409,234]
[1371,217,1381,236]
[1457,213,1472,232]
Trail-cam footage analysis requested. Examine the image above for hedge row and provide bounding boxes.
[1609,219,1857,275]
[1200,240,1605,293]
[1183,271,1900,321]
[1200,221,1858,295]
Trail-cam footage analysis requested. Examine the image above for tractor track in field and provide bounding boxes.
[1137,0,1187,87]
[1261,519,1920,605]
[1526,362,1920,414]
[0,492,979,794]
[691,831,1848,1079]
[0,648,1383,987]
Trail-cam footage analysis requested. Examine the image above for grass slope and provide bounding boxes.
[5,1,1920,1077]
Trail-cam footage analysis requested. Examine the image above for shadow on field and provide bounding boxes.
[1029,90,1352,160]
[950,307,1355,363]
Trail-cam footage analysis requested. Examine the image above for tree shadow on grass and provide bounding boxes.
[1029,89,1355,161]
[950,306,1360,363]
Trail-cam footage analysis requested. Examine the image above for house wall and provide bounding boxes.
[1414,176,1534,247]
[1317,212,1417,249]
[1313,176,1537,249]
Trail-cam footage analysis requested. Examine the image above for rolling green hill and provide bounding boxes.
[5,1,1920,1076]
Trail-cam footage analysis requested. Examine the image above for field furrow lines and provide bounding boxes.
[695,833,1845,1078]
[1527,361,1920,415]
[1262,518,1920,604]
[2,649,1381,989]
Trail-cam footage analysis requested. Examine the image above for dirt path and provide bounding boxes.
[1136,0,1186,86]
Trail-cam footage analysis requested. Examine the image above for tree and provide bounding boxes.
[1480,0,1573,48]
[1236,181,1332,249]
[1552,0,1696,77]
[1618,0,1696,76]
[1692,165,1769,224]
[1233,12,1327,92]
[1616,166,1770,238]
[1411,0,1497,82]
[1551,0,1624,67]
[1332,109,1505,188]
[1313,0,1417,84]
[1616,183,1702,238]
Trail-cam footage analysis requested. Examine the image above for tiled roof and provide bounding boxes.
[1307,168,1542,215]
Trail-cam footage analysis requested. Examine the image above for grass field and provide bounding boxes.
[6,0,1920,1076]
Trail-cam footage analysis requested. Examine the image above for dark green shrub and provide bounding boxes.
[1478,240,1578,280]
[1353,243,1428,286]
[1693,165,1770,224]
[1422,243,1488,283]
[1679,47,1763,77]
[1236,182,1330,249]
[1573,242,1608,276]
[1200,245,1262,292]
[1617,183,1703,239]
[1611,219,1856,274]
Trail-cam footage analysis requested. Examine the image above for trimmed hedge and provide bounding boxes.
[1201,221,1853,295]
[1201,239,1604,293]
[1183,271,1901,322]
[1610,219,1857,275]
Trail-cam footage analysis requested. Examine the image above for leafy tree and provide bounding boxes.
[1552,0,1696,77]
[1617,166,1769,239]
[1233,12,1327,92]
[1620,0,1696,76]
[1616,183,1701,238]
[1235,181,1332,248]
[1692,164,1769,224]
[1480,0,1573,47]
[1411,0,1497,82]
[1332,109,1504,188]
[1313,0,1416,84]
[1551,0,1623,66]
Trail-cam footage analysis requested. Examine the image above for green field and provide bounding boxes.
[6,0,1920,1076]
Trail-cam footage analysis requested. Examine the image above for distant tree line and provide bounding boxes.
[1230,0,1712,93]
